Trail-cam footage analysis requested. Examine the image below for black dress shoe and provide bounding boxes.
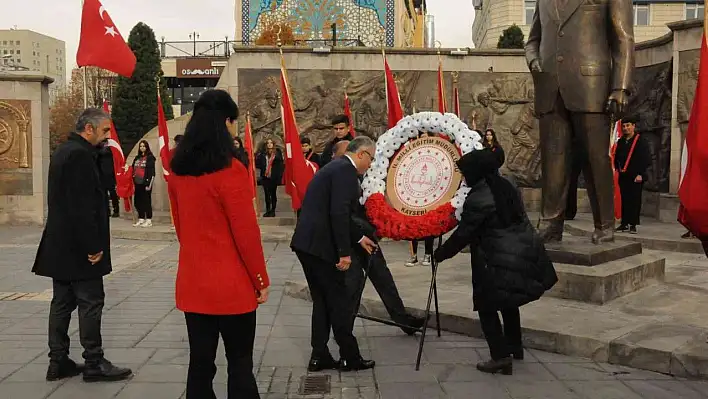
[399,315,426,336]
[307,357,340,372]
[111,212,120,218]
[339,358,375,372]
[46,357,83,381]
[511,348,524,360]
[83,359,132,382]
[476,357,512,375]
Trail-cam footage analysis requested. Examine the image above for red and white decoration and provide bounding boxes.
[361,112,483,240]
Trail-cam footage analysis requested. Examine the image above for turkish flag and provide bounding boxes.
[437,61,447,114]
[678,25,708,240]
[243,115,258,200]
[609,119,623,220]
[156,89,171,179]
[76,0,136,77]
[383,53,404,128]
[343,93,356,137]
[102,100,133,211]
[280,56,315,211]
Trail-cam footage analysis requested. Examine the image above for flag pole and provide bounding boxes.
[156,77,175,227]
[81,0,88,108]
[246,112,260,216]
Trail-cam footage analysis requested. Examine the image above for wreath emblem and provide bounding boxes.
[361,112,483,240]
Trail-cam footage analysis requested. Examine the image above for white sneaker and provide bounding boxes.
[421,255,432,266]
[133,219,145,227]
[142,219,153,227]
[404,257,419,267]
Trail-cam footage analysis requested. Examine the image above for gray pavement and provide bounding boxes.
[0,226,706,398]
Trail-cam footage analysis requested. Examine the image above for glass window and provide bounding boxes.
[525,0,536,24]
[16,50,20,54]
[9,50,13,54]
[633,4,649,26]
[15,41,19,45]
[2,41,6,45]
[686,3,704,20]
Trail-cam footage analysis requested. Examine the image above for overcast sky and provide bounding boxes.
[6,0,475,80]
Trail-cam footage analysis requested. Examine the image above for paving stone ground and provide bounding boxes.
[0,226,707,398]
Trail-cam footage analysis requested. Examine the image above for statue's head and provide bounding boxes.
[477,92,490,106]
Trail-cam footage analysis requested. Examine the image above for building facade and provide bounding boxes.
[0,29,66,102]
[160,57,227,116]
[472,0,705,48]
[233,0,422,47]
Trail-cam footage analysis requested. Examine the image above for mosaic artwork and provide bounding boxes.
[241,0,394,46]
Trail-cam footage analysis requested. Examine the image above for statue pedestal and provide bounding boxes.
[545,237,665,304]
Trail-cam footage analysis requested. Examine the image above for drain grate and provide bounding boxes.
[298,374,331,395]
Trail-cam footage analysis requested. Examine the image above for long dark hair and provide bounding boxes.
[171,90,239,176]
[136,140,153,157]
[483,128,501,148]
[457,150,524,228]
[233,136,249,168]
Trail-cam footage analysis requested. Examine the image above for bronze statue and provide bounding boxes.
[525,0,635,244]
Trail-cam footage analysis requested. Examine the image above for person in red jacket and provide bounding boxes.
[168,89,270,399]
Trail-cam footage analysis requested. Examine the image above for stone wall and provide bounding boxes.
[0,74,52,225]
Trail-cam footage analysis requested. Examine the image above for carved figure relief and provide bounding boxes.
[238,69,542,186]
[0,100,32,169]
[625,61,673,192]
[677,50,699,133]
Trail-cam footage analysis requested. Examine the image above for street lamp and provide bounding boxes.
[189,31,200,56]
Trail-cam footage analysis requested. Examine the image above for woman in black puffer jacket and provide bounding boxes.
[434,149,557,376]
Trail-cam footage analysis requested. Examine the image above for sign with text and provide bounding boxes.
[176,58,224,78]
[386,136,462,216]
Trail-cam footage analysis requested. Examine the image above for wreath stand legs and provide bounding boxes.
[350,238,443,371]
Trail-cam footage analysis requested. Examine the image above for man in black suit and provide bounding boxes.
[331,145,426,335]
[33,108,132,383]
[291,136,378,372]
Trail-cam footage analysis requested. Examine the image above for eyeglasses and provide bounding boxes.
[361,150,373,160]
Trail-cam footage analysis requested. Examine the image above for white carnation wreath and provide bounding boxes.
[361,112,483,221]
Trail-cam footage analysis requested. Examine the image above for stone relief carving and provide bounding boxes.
[0,100,31,169]
[237,66,672,189]
[677,50,700,134]
[626,61,673,192]
[238,69,542,185]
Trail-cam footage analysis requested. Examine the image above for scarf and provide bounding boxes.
[265,151,275,178]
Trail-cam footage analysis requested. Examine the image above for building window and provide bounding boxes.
[16,50,20,55]
[633,4,649,26]
[686,3,704,20]
[15,41,19,45]
[9,50,13,54]
[525,0,536,24]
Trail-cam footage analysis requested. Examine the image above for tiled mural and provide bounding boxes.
[242,0,394,46]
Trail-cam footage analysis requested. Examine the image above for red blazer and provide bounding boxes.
[168,160,270,315]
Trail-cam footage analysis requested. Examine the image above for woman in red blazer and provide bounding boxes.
[168,89,269,399]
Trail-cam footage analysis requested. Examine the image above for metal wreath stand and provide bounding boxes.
[350,237,443,371]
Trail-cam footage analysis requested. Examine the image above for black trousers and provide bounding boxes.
[411,237,435,257]
[106,186,119,215]
[348,248,408,323]
[262,178,278,212]
[184,312,259,399]
[619,176,643,226]
[565,157,584,220]
[48,279,105,364]
[134,184,153,219]
[478,308,522,361]
[295,251,361,361]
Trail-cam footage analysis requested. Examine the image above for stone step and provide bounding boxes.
[545,239,643,266]
[284,279,708,380]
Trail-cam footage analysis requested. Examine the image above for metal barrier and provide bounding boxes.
[159,38,366,58]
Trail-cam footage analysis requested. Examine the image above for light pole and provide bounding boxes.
[189,32,200,56]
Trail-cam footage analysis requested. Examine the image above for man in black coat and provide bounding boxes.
[32,108,132,383]
[319,114,354,167]
[291,136,377,372]
[97,145,120,218]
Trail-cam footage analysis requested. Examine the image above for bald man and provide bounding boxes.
[333,140,350,159]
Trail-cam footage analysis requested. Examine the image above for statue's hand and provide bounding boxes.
[605,90,629,119]
[529,59,542,73]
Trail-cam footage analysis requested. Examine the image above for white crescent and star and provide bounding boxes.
[98,4,119,37]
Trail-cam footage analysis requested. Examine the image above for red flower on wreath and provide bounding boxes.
[364,193,458,241]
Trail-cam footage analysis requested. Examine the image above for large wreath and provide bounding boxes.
[361,112,484,240]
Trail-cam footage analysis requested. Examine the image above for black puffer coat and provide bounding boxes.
[434,179,557,311]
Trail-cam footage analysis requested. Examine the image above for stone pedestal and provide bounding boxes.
[0,73,53,225]
[545,237,665,304]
